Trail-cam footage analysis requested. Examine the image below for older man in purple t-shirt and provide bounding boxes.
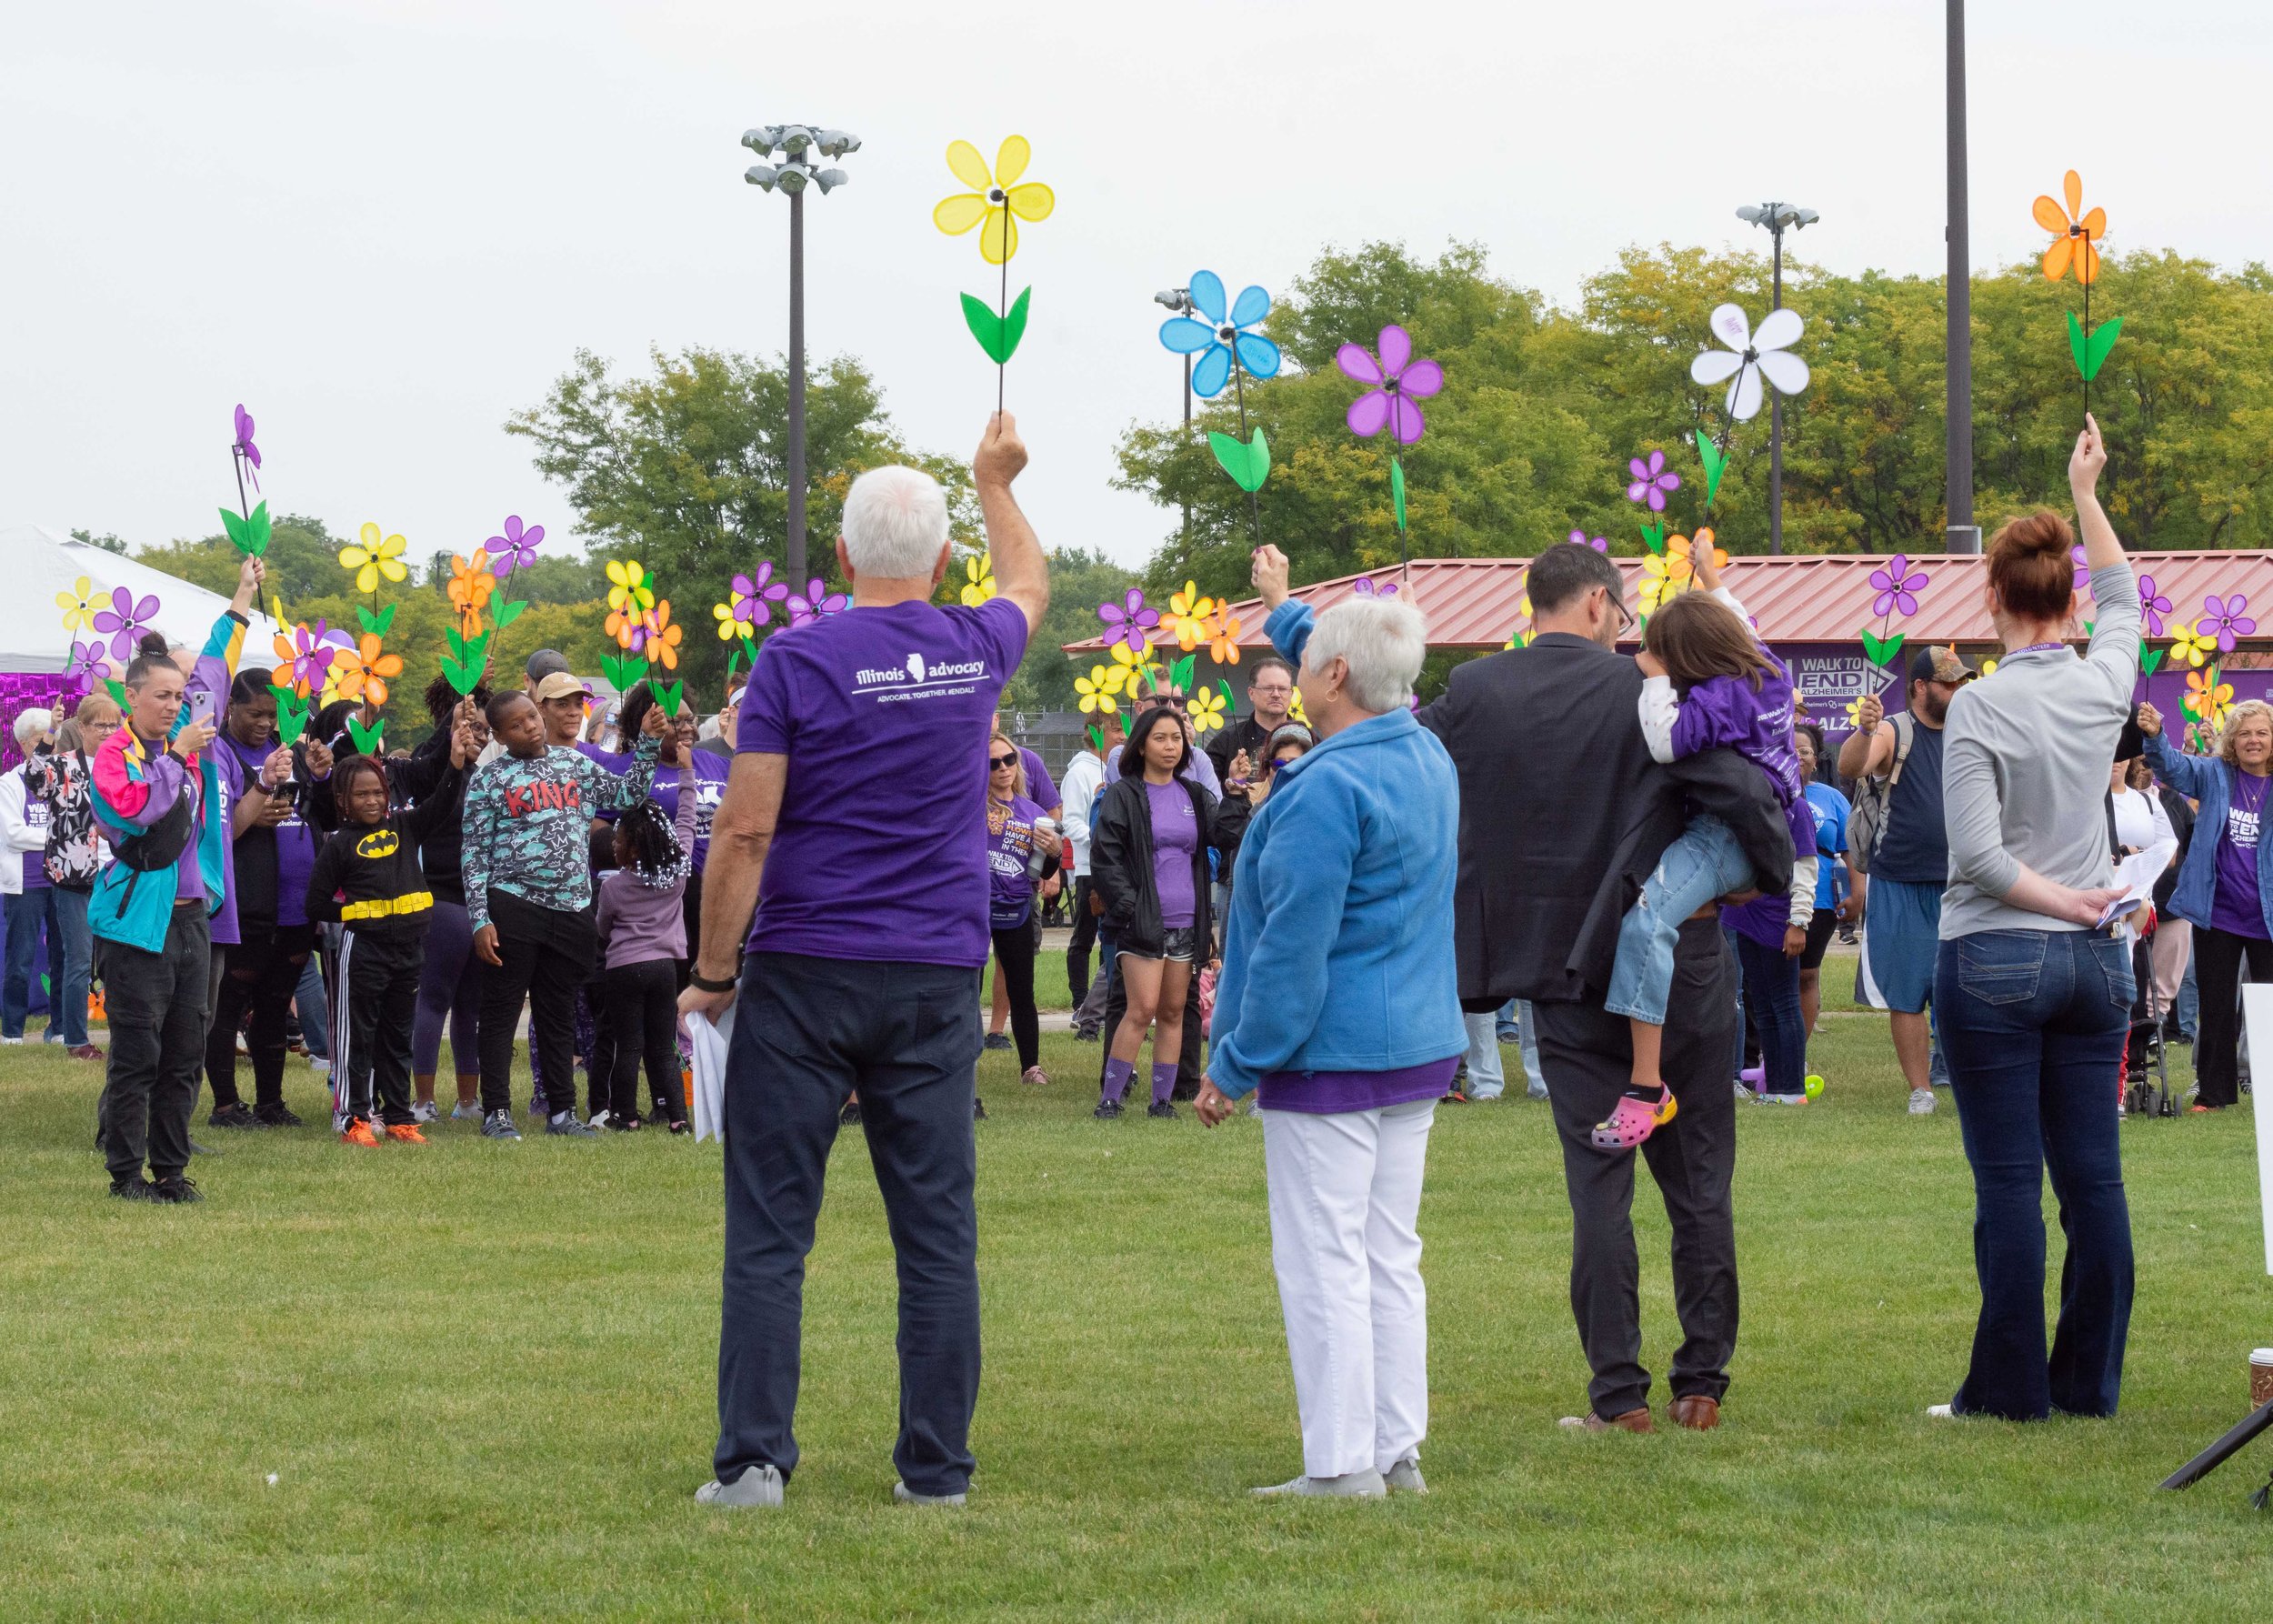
[681,414,1047,1511]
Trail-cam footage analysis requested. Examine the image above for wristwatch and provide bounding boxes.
[689,968,737,994]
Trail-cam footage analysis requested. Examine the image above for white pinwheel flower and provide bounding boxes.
[1690,303,1808,422]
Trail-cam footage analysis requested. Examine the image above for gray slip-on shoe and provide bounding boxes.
[1384,1459,1427,1494]
[893,1479,967,1507]
[1250,1468,1387,1499]
[696,1465,784,1508]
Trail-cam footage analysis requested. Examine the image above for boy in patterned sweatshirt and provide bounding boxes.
[305,712,476,1145]
[462,688,664,1139]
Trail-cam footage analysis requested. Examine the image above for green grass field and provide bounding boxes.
[4,976,2270,1620]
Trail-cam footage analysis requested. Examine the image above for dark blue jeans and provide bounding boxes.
[1935,928,2133,1420]
[3,886,64,1038]
[1734,932,1805,1097]
[716,952,982,1498]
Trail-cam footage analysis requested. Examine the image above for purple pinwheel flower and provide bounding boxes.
[1351,576,1399,597]
[1567,529,1608,552]
[2138,575,2173,638]
[2203,593,2257,653]
[786,578,848,628]
[731,563,790,630]
[1098,589,1159,656]
[1867,554,1929,620]
[1335,325,1445,446]
[486,515,546,576]
[91,586,160,661]
[2070,544,2089,592]
[286,621,340,691]
[1625,450,1680,512]
[233,404,261,490]
[67,638,108,679]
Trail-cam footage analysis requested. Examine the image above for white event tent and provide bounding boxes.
[3,523,287,673]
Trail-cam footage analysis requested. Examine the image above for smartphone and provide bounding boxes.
[187,687,218,729]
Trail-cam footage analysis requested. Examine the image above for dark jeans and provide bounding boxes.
[205,919,315,1111]
[716,952,982,1499]
[1936,929,2134,1420]
[2187,923,2273,1109]
[990,919,1039,1069]
[48,886,93,1046]
[1533,917,1740,1420]
[1066,877,1100,1007]
[1733,932,1805,1096]
[335,926,426,1126]
[477,890,596,1118]
[3,885,64,1038]
[605,957,686,1122]
[97,905,211,1184]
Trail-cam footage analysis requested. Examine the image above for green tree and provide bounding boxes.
[506,347,981,699]
[137,514,350,606]
[70,527,127,554]
[981,547,1140,712]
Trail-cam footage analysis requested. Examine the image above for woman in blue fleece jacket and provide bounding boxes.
[1197,548,1464,1500]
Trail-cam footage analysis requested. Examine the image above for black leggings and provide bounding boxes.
[2189,923,2273,1108]
[605,957,687,1123]
[990,921,1039,1070]
[205,921,315,1111]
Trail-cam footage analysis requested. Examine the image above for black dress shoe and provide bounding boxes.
[151,1176,204,1205]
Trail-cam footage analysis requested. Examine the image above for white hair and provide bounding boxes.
[14,708,54,747]
[1305,597,1427,713]
[841,465,951,579]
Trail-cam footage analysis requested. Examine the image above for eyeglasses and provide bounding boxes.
[1602,586,1637,634]
[988,754,1018,769]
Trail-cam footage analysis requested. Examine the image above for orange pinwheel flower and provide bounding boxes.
[1203,607,1244,665]
[447,548,496,623]
[2032,170,2106,286]
[644,600,684,670]
[335,634,403,707]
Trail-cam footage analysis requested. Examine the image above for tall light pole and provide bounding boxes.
[743,124,857,589]
[1154,286,1195,570]
[1737,201,1817,556]
[1944,0,1979,554]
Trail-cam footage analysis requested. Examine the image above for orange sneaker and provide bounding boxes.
[384,1122,428,1144]
[341,1117,380,1148]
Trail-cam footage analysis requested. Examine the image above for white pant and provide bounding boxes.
[1261,1097,1435,1478]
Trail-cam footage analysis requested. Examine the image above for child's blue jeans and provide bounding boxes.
[1606,815,1753,1026]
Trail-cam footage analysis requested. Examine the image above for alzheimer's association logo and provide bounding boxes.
[906,653,927,684]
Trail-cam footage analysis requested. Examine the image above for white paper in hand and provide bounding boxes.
[685,1006,733,1144]
[2097,838,2178,927]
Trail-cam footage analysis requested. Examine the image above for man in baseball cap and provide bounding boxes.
[525,648,572,686]
[1908,645,1977,688]
[531,670,593,749]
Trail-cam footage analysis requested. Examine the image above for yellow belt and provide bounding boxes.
[343,891,433,921]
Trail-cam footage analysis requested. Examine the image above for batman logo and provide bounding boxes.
[356,830,400,858]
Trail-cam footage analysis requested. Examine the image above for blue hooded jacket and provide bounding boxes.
[2144,731,2273,935]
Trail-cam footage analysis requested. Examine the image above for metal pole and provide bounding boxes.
[1769,225,1785,556]
[1181,353,1192,567]
[1945,0,1979,554]
[786,184,808,588]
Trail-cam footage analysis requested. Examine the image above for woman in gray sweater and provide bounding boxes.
[1932,414,2133,1422]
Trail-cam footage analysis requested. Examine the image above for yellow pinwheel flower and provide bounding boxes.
[339,524,408,594]
[1075,666,1119,717]
[1187,688,1227,735]
[960,551,996,606]
[1168,581,1216,651]
[1845,696,1870,728]
[933,135,1056,265]
[1638,553,1683,615]
[713,599,741,641]
[1978,657,1998,678]
[56,576,99,634]
[1287,687,1309,726]
[606,559,654,615]
[2168,622,2214,668]
[1107,640,1156,690]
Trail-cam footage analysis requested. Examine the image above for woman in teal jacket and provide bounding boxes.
[1197,548,1463,1501]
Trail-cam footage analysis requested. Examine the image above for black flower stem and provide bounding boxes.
[997,199,1009,417]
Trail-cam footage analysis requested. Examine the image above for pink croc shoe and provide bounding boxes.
[1592,1086,1677,1151]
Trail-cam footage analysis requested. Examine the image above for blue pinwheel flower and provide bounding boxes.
[1157,269,1281,398]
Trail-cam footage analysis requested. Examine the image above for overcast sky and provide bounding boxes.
[6,1,2266,575]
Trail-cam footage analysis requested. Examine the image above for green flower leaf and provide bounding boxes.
[2083,315,2122,382]
[248,501,272,556]
[1695,432,1727,508]
[1208,427,1271,494]
[219,506,250,552]
[651,679,685,719]
[1390,457,1407,531]
[2141,645,2165,676]
[2068,309,2088,377]
[355,602,397,637]
[1219,679,1237,714]
[1168,653,1197,692]
[266,685,309,747]
[1858,628,1908,669]
[490,597,527,632]
[104,678,126,706]
[1086,724,1105,752]
[1640,521,1667,555]
[345,716,386,756]
[961,288,1032,366]
[1001,286,1030,362]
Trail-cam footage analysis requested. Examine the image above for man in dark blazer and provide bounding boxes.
[1417,542,1793,1436]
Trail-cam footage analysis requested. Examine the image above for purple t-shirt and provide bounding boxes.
[737,596,1029,967]
[2211,771,2272,938]
[986,793,1047,930]
[1017,745,1058,813]
[1147,779,1198,930]
[580,744,730,873]
[1257,1056,1458,1115]
[15,769,49,890]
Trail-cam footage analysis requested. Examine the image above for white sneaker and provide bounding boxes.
[1250,1469,1387,1499]
[0,1036,22,1046]
[696,1464,784,1509]
[892,1479,967,1507]
[1908,1088,1937,1116]
[1927,1403,1958,1418]
[410,1101,439,1125]
[1384,1459,1427,1495]
[307,1056,330,1077]
[1761,1092,1807,1107]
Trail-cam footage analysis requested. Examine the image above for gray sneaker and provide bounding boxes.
[1384,1459,1427,1495]
[481,1110,522,1140]
[451,1101,484,1122]
[1908,1088,1937,1116]
[696,1464,784,1509]
[410,1101,440,1125]
[1250,1469,1387,1499]
[546,1112,599,1138]
[893,1479,967,1507]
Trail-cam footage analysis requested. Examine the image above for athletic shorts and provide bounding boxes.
[1859,876,1941,1014]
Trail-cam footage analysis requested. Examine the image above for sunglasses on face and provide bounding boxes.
[989,755,1018,769]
